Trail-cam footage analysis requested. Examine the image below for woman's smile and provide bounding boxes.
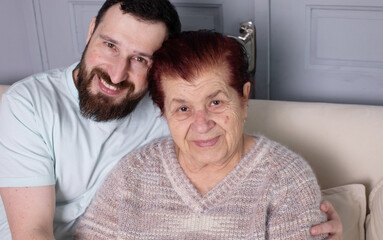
[192,136,220,148]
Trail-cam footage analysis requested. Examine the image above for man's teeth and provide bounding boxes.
[101,79,118,91]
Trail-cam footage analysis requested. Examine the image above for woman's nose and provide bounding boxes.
[191,109,215,133]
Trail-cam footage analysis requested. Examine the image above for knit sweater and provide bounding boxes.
[74,135,327,239]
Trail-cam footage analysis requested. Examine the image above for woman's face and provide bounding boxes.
[163,66,250,167]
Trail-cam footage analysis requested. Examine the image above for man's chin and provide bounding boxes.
[79,92,146,122]
[80,105,134,122]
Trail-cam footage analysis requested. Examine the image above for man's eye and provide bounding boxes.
[134,57,146,63]
[105,42,116,49]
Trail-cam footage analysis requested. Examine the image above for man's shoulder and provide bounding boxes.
[4,63,77,103]
[127,93,163,122]
[135,93,158,112]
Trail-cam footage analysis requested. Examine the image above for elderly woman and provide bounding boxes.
[75,30,329,239]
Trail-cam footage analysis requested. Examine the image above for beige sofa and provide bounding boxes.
[1,84,382,239]
[244,99,383,240]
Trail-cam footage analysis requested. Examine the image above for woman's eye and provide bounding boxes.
[178,106,189,112]
[209,99,226,113]
[172,106,191,120]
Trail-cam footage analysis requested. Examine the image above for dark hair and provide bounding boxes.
[94,0,181,38]
[148,30,252,114]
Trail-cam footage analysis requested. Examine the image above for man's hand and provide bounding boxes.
[311,200,343,240]
[0,185,55,240]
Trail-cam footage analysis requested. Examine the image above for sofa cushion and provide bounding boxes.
[366,178,383,240]
[322,184,366,240]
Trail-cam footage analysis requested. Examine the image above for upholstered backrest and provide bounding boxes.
[244,99,383,240]
[244,99,383,196]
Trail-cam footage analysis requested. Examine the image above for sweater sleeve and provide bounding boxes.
[266,154,328,240]
[74,157,130,239]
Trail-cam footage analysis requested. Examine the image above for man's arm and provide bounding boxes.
[0,185,55,240]
[311,200,343,240]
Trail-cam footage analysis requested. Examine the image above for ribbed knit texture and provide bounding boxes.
[74,135,327,239]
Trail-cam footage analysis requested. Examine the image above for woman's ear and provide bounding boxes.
[242,81,251,120]
[86,17,96,44]
[243,81,251,101]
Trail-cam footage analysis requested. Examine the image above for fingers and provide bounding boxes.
[310,221,335,235]
[311,222,343,240]
[321,200,341,223]
[320,200,330,212]
[310,200,343,239]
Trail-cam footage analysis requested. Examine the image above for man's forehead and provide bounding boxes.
[100,4,126,24]
[100,4,163,30]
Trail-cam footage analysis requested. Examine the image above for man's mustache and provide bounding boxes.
[89,68,135,93]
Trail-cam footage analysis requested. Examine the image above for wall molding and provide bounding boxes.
[306,4,383,72]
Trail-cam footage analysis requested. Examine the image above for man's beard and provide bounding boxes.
[76,59,147,122]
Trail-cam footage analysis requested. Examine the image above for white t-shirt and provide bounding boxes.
[0,62,170,239]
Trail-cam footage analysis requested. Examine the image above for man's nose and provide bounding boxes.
[109,59,129,84]
[191,109,215,133]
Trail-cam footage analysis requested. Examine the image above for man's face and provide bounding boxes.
[75,4,167,121]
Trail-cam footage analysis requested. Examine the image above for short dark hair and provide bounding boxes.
[148,30,252,114]
[94,0,181,38]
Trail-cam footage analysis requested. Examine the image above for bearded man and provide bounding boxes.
[0,1,180,239]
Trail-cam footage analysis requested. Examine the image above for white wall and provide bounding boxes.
[0,0,43,84]
[1,0,382,105]
[270,0,383,105]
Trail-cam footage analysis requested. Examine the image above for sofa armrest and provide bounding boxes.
[0,85,10,99]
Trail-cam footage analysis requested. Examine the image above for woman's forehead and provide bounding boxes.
[163,65,229,85]
[162,70,233,102]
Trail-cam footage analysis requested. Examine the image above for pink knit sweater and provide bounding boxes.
[74,135,327,239]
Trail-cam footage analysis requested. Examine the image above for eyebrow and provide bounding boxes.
[100,34,120,46]
[170,98,186,104]
[100,34,153,59]
[207,90,224,99]
[170,90,228,105]
[206,90,228,99]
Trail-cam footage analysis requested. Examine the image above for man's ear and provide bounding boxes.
[86,17,96,44]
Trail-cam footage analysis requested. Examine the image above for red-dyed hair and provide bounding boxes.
[148,30,252,114]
